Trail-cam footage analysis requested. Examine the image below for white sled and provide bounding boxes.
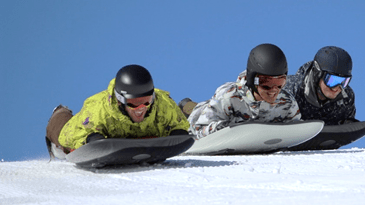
[185,120,324,155]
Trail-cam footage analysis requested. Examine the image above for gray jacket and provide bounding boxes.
[188,70,301,139]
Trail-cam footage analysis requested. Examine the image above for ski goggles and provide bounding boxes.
[114,89,154,110]
[255,74,286,90]
[126,99,153,110]
[323,73,351,88]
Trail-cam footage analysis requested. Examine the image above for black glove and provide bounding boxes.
[169,129,189,136]
[341,118,360,124]
[86,133,105,143]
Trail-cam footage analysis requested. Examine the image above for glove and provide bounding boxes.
[169,129,189,136]
[341,118,360,124]
[86,133,105,143]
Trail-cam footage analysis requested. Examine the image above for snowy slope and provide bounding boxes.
[1,149,365,205]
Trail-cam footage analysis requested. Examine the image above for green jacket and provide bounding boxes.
[59,79,189,149]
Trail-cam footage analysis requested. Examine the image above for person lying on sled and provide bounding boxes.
[184,43,301,139]
[283,46,358,125]
[46,64,189,159]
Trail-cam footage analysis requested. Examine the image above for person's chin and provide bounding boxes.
[132,116,144,123]
[265,95,277,103]
[131,112,146,123]
[264,98,275,104]
[326,96,337,100]
[325,93,340,100]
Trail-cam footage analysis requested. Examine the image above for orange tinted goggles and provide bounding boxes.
[126,101,152,110]
[255,75,286,90]
[125,96,153,110]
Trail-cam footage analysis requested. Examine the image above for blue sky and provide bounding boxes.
[1,0,365,161]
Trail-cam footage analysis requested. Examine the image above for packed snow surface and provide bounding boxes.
[1,149,365,205]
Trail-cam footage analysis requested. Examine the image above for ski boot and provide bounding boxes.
[178,98,197,118]
[46,104,73,160]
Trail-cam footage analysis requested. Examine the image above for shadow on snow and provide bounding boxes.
[76,158,236,174]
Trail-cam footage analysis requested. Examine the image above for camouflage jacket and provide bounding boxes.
[188,70,301,139]
[284,61,356,125]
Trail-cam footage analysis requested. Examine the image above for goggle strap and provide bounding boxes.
[254,77,259,85]
[114,89,127,104]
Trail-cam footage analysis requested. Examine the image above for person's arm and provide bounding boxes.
[189,83,237,139]
[59,95,108,149]
[278,90,302,123]
[164,94,190,135]
[284,99,302,122]
[340,86,358,124]
[169,129,189,136]
[86,133,106,143]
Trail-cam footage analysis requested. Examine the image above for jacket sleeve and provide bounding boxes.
[188,83,236,139]
[346,104,356,120]
[283,97,302,122]
[59,97,108,149]
[345,87,356,119]
[280,89,302,122]
[163,93,190,134]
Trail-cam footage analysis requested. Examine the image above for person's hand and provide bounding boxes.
[86,133,105,143]
[341,118,360,124]
[169,129,189,136]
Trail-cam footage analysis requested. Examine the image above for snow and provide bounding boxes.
[1,149,365,205]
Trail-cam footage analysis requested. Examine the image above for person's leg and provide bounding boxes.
[178,98,198,118]
[46,105,73,159]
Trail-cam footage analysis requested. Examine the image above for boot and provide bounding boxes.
[178,98,197,118]
[46,105,73,160]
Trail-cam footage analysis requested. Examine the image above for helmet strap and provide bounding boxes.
[117,103,129,116]
[252,88,263,102]
[316,86,328,102]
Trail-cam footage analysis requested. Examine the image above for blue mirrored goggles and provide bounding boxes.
[323,73,351,88]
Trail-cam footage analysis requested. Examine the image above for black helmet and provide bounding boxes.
[114,64,154,103]
[314,46,352,77]
[246,43,288,93]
